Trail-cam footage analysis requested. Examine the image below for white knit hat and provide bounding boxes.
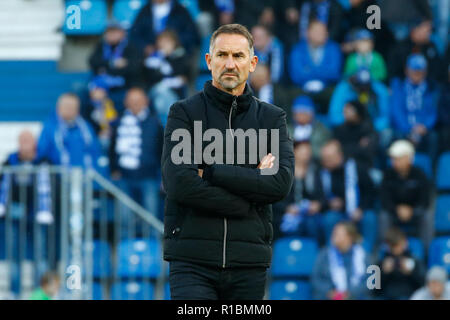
[388,140,415,158]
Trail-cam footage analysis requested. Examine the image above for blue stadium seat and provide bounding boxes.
[112,0,147,30]
[178,0,200,19]
[92,282,104,300]
[117,238,161,278]
[111,281,154,300]
[436,152,450,191]
[428,237,450,272]
[435,195,450,235]
[63,0,107,35]
[164,282,170,300]
[272,237,318,277]
[270,280,311,300]
[93,241,112,278]
[198,36,211,72]
[413,153,433,179]
[196,74,212,92]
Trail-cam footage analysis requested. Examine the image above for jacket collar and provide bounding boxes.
[203,80,254,114]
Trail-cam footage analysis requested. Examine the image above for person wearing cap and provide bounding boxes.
[388,19,445,83]
[292,95,332,160]
[328,67,391,148]
[344,29,387,81]
[333,100,378,168]
[289,19,342,113]
[89,21,143,108]
[391,53,440,160]
[411,266,450,300]
[380,139,432,247]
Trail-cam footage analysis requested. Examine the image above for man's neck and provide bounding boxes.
[212,79,246,96]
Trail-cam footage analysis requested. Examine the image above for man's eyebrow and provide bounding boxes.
[215,50,246,55]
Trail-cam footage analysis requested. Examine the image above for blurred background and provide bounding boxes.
[0,0,449,300]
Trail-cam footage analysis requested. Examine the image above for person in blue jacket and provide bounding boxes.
[36,93,102,170]
[289,19,342,113]
[129,0,200,56]
[390,54,440,160]
[328,67,391,149]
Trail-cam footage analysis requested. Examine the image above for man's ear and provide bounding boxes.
[249,55,259,73]
[205,53,212,71]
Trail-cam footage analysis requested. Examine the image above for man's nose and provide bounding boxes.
[225,56,236,69]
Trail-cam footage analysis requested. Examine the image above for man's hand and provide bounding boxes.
[351,208,363,222]
[258,153,276,169]
[198,169,203,178]
[397,204,414,222]
[382,257,395,274]
[329,197,344,212]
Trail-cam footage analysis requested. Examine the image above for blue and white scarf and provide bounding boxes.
[36,165,53,225]
[115,109,148,170]
[103,38,128,65]
[152,0,172,34]
[405,79,427,128]
[54,116,94,168]
[0,172,11,218]
[321,159,360,218]
[300,0,330,39]
[328,244,366,292]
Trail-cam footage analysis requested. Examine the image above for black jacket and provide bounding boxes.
[161,81,294,268]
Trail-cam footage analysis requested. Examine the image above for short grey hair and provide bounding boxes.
[209,24,254,56]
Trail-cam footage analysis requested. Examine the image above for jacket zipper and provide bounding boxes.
[222,96,237,268]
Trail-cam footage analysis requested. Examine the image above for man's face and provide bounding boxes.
[392,155,412,173]
[157,36,176,56]
[307,22,328,47]
[294,111,313,125]
[125,90,148,115]
[206,33,258,93]
[321,143,343,170]
[152,0,169,4]
[344,104,360,124]
[18,131,36,161]
[294,143,312,163]
[411,21,432,44]
[104,28,125,45]
[90,88,107,102]
[407,68,427,84]
[389,239,407,256]
[332,225,352,252]
[252,26,270,51]
[428,280,445,299]
[355,39,373,54]
[58,96,80,122]
[249,65,270,91]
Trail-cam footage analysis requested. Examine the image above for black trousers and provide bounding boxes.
[169,260,267,300]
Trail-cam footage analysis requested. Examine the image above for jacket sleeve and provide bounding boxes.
[161,102,252,218]
[204,110,295,205]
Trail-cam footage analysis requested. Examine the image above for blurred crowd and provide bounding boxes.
[1,0,450,300]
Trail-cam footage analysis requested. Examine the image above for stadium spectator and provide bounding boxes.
[276,140,326,243]
[129,0,200,55]
[437,64,450,153]
[311,222,370,300]
[333,100,378,168]
[387,20,445,82]
[251,25,284,83]
[289,20,342,113]
[343,29,387,82]
[380,140,432,246]
[81,78,118,151]
[375,227,425,300]
[292,95,332,160]
[378,0,433,42]
[89,22,143,108]
[144,30,190,126]
[390,54,440,160]
[319,140,377,252]
[249,65,303,128]
[36,93,101,169]
[29,272,60,300]
[109,88,164,224]
[328,68,391,148]
[281,0,345,43]
[411,266,450,300]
